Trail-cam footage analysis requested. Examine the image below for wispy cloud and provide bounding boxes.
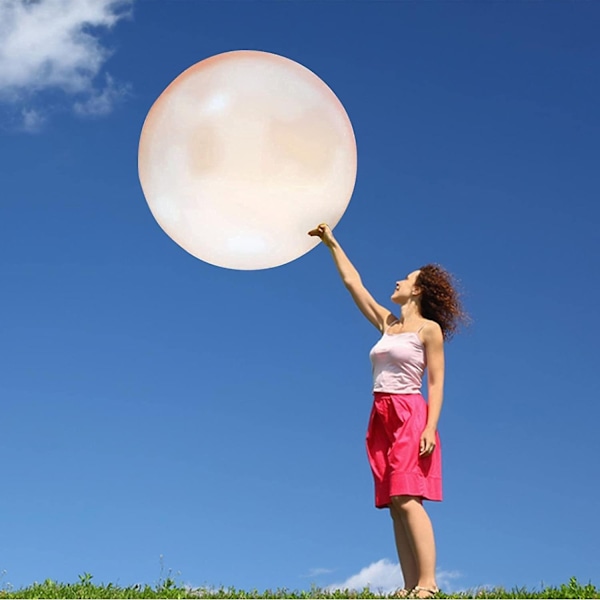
[21,107,45,132]
[73,72,131,116]
[326,559,403,594]
[436,570,463,593]
[0,0,133,130]
[183,583,221,598]
[326,559,463,594]
[303,567,336,578]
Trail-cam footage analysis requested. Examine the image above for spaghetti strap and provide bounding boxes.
[384,319,401,334]
[417,323,427,333]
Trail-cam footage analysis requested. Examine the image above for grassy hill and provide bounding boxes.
[0,574,598,599]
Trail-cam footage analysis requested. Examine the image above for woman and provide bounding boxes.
[308,223,467,599]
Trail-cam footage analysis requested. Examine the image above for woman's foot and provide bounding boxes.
[408,586,440,598]
[392,588,411,598]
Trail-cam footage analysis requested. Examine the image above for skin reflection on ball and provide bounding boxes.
[138,50,357,270]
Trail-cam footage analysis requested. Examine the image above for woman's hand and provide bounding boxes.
[308,223,335,248]
[419,426,437,457]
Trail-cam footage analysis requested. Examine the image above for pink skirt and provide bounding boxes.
[366,392,443,508]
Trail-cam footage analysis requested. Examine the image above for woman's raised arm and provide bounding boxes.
[308,223,392,332]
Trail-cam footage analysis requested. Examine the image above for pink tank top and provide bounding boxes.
[369,326,427,394]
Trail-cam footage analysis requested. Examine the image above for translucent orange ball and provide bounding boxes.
[138,50,357,270]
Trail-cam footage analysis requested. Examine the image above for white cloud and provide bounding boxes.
[183,583,221,598]
[73,72,130,116]
[303,567,335,578]
[326,559,403,594]
[436,570,463,593]
[21,107,45,132]
[326,559,463,594]
[0,0,133,128]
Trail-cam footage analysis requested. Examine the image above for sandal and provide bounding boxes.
[408,586,440,598]
[392,589,411,598]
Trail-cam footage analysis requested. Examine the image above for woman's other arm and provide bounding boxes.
[420,321,445,456]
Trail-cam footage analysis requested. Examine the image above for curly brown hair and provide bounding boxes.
[416,264,469,340]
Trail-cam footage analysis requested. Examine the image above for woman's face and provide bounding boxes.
[391,270,421,304]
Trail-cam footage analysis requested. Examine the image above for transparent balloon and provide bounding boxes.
[138,50,357,270]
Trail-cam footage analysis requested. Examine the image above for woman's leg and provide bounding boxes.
[389,504,419,591]
[390,495,438,594]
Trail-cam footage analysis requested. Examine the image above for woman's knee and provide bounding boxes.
[390,495,422,514]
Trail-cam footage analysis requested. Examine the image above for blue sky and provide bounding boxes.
[1,0,599,594]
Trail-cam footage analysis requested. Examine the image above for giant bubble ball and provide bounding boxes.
[138,50,357,270]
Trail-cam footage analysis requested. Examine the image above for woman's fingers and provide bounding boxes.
[308,223,330,238]
[419,434,436,456]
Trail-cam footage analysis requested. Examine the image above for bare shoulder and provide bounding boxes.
[420,319,443,344]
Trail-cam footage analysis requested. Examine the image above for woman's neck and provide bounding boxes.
[399,300,422,324]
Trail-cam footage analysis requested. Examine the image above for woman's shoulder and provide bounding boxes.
[420,319,443,343]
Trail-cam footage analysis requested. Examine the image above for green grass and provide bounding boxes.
[0,575,598,599]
